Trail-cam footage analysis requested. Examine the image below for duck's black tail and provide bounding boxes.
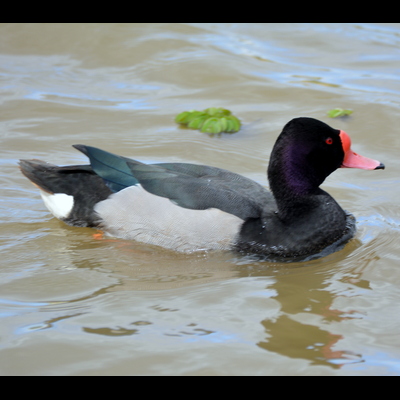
[19,159,112,227]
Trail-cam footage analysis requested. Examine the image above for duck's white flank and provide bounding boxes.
[40,190,74,219]
[95,185,244,253]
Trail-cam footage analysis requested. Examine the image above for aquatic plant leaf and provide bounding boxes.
[175,107,241,134]
[327,108,353,118]
[201,117,221,134]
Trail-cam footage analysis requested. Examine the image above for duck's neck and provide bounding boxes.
[267,143,326,220]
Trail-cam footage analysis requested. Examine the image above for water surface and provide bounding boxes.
[1,23,400,375]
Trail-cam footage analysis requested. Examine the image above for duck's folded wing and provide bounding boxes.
[74,145,272,220]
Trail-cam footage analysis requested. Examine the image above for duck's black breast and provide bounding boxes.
[235,189,356,260]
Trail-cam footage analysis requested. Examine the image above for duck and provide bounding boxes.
[19,117,384,261]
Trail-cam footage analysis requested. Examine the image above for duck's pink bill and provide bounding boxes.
[339,130,385,170]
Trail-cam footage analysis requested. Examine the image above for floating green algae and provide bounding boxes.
[327,108,353,118]
[175,107,241,134]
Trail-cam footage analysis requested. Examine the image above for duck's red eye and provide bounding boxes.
[326,137,333,145]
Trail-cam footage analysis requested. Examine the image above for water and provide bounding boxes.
[1,23,400,375]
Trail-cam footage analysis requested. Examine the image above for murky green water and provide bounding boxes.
[1,23,400,375]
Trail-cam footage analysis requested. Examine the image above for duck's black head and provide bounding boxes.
[268,117,384,211]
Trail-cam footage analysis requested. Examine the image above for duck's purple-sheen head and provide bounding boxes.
[268,118,384,198]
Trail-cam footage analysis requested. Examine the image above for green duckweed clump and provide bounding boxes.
[175,107,241,135]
